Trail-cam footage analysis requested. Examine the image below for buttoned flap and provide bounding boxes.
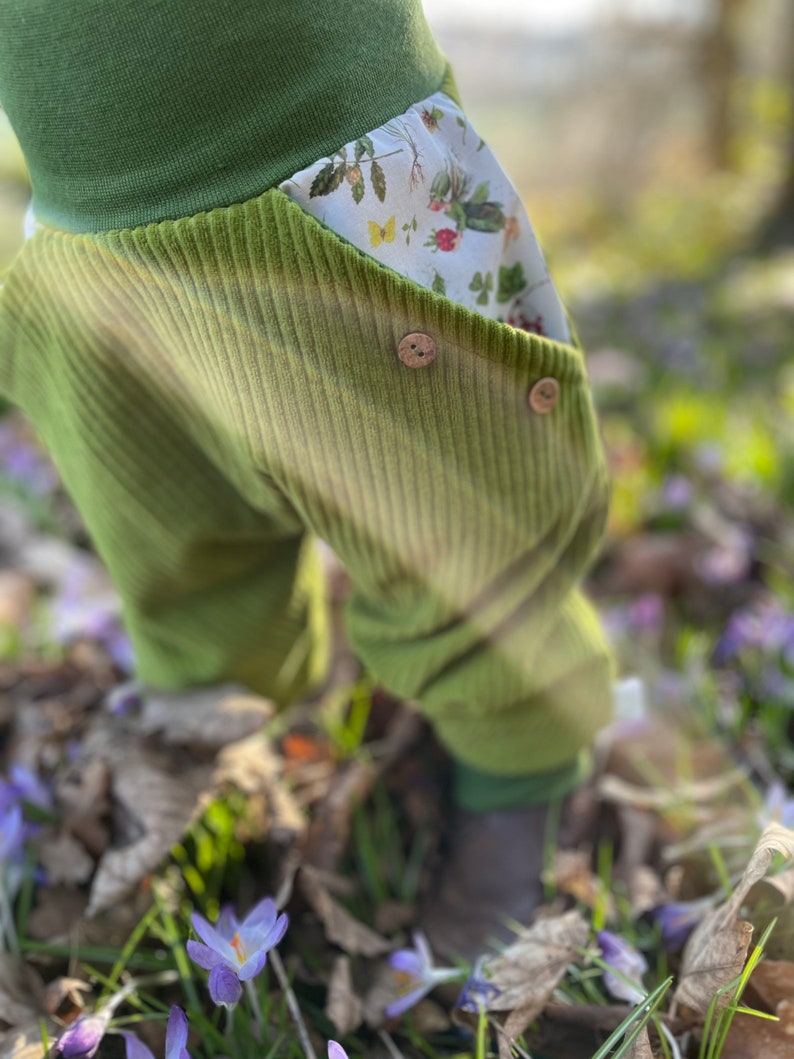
[272,187,591,392]
[241,190,611,579]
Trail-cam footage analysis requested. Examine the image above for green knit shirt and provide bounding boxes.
[0,0,447,232]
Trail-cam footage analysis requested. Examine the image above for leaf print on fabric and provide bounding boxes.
[431,271,447,296]
[354,135,375,163]
[497,262,527,303]
[368,217,396,248]
[456,114,467,146]
[427,158,504,233]
[469,270,494,306]
[309,139,396,205]
[464,201,505,233]
[310,160,346,198]
[370,160,387,203]
[402,216,418,245]
[470,182,490,205]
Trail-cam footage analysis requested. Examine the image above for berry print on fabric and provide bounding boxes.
[279,90,572,342]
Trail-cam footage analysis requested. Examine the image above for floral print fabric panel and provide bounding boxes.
[279,91,571,343]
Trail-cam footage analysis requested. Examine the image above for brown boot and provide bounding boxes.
[419,802,557,964]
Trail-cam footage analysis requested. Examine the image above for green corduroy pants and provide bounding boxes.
[0,188,613,775]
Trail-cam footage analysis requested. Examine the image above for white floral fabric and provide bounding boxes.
[279,90,571,344]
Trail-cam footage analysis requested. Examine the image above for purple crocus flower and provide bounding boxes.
[0,802,25,862]
[55,1015,109,1059]
[627,594,664,633]
[384,931,462,1018]
[328,1044,348,1059]
[121,1006,191,1059]
[660,473,693,511]
[758,781,794,831]
[106,680,143,717]
[455,958,501,1013]
[0,421,59,496]
[596,930,648,1004]
[50,555,134,673]
[652,898,711,950]
[7,763,53,813]
[187,898,288,1008]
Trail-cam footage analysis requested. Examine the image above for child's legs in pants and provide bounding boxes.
[9,196,612,774]
[13,325,326,704]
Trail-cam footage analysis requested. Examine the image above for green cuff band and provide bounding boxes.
[453,749,592,812]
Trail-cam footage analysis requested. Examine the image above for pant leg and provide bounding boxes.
[1,233,327,701]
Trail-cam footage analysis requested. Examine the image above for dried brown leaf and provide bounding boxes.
[744,959,794,1014]
[139,684,274,750]
[626,1027,654,1058]
[482,909,589,1014]
[87,746,213,916]
[300,866,392,957]
[26,886,88,942]
[548,850,614,915]
[326,956,364,1036]
[675,824,794,1014]
[214,735,305,841]
[599,769,748,812]
[716,1001,794,1058]
[43,977,91,1019]
[0,1021,50,1059]
[747,867,794,909]
[55,758,112,857]
[0,955,44,1025]
[36,831,94,886]
[486,911,589,1059]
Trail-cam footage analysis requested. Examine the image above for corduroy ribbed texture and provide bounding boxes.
[0,0,448,232]
[0,189,613,774]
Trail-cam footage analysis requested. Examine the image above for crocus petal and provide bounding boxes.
[56,1015,108,1058]
[388,950,423,976]
[216,904,238,940]
[165,1007,189,1059]
[243,896,278,931]
[122,1032,156,1059]
[385,982,431,1018]
[328,1043,348,1059]
[186,939,223,971]
[237,949,268,981]
[596,930,648,1004]
[191,912,234,957]
[412,931,434,971]
[208,964,242,1008]
[259,911,289,950]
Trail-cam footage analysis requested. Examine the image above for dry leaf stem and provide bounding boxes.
[270,948,317,1059]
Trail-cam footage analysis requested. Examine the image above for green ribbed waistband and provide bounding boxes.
[0,0,448,233]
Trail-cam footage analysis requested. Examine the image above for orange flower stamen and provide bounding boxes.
[230,931,248,965]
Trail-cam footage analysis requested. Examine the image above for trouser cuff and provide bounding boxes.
[452,749,592,812]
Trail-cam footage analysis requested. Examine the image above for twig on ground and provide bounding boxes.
[269,948,318,1059]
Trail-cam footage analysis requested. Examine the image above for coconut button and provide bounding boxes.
[527,376,560,414]
[398,332,437,368]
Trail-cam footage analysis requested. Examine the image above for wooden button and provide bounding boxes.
[528,376,559,414]
[398,331,436,368]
